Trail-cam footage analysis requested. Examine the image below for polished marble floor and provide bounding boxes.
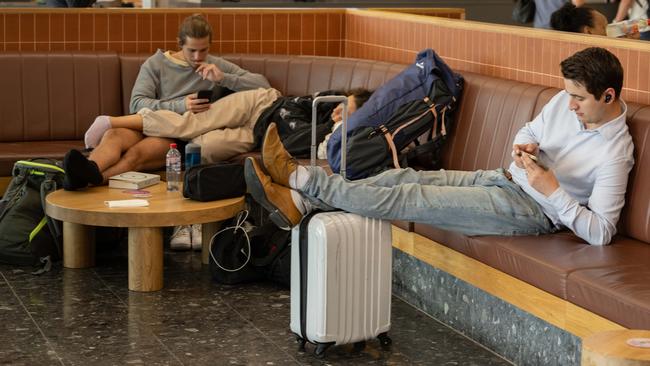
[0,237,512,366]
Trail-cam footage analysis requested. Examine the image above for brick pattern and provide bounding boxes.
[344,10,650,105]
[0,9,347,56]
[372,8,466,20]
[6,8,647,104]
[0,8,463,56]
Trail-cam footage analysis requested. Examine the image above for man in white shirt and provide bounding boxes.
[245,47,633,246]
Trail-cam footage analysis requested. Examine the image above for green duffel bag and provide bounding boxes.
[0,159,65,273]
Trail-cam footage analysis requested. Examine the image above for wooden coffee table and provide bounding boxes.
[45,182,245,292]
[582,329,650,366]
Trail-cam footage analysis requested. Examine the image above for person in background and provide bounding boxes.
[46,0,95,7]
[613,0,648,22]
[247,47,633,247]
[251,88,372,159]
[533,0,585,29]
[550,3,608,35]
[613,0,650,40]
[551,3,642,39]
[64,14,270,251]
[317,89,372,159]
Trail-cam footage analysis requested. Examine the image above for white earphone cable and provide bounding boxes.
[208,210,252,273]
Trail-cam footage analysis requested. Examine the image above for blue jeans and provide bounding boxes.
[299,167,556,236]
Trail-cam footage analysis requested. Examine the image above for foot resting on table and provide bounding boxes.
[63,149,103,191]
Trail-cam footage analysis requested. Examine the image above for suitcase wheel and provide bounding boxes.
[352,341,366,353]
[378,332,392,350]
[314,343,332,359]
[295,336,306,352]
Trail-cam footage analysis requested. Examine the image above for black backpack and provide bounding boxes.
[0,159,65,273]
[252,91,344,157]
[327,49,464,179]
[344,74,462,178]
[209,212,291,287]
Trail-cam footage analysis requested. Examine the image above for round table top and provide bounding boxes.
[45,182,245,228]
[583,329,650,362]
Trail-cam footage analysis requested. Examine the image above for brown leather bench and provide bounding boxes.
[0,52,647,344]
[411,72,650,330]
[0,53,122,176]
[0,52,404,177]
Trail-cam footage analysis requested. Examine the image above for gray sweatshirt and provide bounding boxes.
[129,50,271,114]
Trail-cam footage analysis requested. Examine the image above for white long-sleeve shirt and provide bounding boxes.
[509,90,634,245]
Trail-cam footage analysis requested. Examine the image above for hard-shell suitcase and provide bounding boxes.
[289,96,393,358]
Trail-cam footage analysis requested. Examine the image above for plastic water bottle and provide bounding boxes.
[185,142,202,170]
[166,143,181,192]
[606,18,650,37]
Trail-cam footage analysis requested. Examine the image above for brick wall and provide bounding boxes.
[1,7,647,104]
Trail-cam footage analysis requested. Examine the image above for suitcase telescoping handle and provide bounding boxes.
[311,95,349,178]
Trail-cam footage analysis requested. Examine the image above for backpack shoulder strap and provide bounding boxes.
[39,175,63,259]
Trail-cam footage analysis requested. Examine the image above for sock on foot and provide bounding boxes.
[289,165,310,190]
[84,115,111,149]
[63,149,103,190]
[290,189,312,215]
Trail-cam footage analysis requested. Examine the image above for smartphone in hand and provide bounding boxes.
[197,89,212,104]
[518,151,547,170]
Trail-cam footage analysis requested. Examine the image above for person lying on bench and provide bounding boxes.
[246,47,634,246]
[63,87,371,190]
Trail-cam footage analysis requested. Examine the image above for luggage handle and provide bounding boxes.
[301,96,348,343]
[311,95,348,178]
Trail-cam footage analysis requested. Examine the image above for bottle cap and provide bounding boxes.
[170,143,177,149]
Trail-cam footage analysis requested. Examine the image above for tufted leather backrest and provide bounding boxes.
[441,72,554,171]
[618,105,650,242]
[119,54,150,115]
[119,53,405,116]
[0,52,123,142]
[3,52,650,244]
[225,55,406,97]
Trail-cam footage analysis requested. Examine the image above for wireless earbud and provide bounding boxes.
[605,94,612,103]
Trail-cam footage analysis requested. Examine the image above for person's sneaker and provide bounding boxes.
[191,224,202,251]
[261,122,298,187]
[244,157,303,230]
[170,225,192,250]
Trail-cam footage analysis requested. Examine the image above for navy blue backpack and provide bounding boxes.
[327,49,464,179]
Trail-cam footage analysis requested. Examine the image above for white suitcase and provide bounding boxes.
[288,95,393,358]
[289,211,393,357]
